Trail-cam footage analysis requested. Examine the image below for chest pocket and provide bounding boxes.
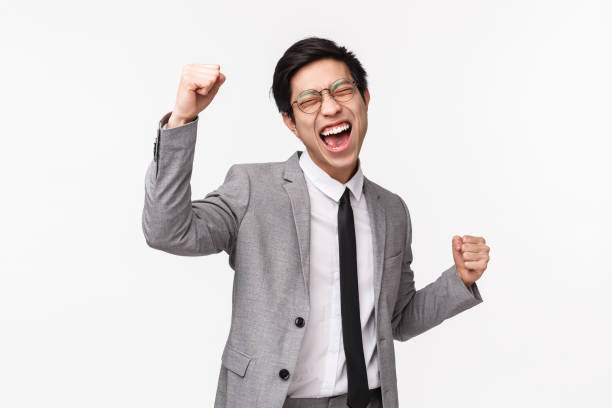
[384,251,402,270]
[382,251,403,310]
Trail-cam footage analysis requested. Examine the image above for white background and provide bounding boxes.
[1,0,611,407]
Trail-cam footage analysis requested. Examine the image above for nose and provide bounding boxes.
[320,90,341,115]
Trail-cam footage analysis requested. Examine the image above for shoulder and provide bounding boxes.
[227,158,287,181]
[364,177,407,216]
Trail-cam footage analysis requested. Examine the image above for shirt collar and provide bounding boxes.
[298,150,364,202]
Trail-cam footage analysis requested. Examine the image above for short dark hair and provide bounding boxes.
[271,37,368,123]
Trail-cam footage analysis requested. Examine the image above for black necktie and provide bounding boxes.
[338,187,371,408]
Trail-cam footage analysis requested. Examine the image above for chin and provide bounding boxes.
[325,149,358,169]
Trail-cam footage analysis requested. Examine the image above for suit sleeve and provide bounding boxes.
[391,196,483,342]
[142,111,250,256]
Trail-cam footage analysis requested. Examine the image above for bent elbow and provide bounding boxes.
[142,215,175,252]
[142,228,170,251]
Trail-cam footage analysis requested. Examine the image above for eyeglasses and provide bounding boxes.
[290,78,358,114]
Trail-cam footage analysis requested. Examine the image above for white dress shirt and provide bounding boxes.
[287,150,380,398]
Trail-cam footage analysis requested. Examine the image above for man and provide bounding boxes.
[142,37,490,408]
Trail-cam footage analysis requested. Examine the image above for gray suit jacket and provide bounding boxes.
[142,111,483,408]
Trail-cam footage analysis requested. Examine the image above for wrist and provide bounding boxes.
[167,111,192,129]
[457,269,471,289]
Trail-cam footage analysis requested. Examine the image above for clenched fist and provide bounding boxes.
[168,64,226,129]
[452,235,490,288]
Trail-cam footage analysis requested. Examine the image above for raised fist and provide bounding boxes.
[168,64,226,128]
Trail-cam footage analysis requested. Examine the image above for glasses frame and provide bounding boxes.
[290,78,358,114]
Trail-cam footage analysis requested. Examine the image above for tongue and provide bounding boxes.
[324,129,350,148]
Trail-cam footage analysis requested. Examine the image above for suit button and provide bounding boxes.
[295,317,305,328]
[279,369,290,381]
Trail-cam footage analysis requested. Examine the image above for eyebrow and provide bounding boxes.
[330,81,343,92]
[298,89,317,98]
[294,78,350,99]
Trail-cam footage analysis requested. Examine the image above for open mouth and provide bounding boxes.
[319,121,352,153]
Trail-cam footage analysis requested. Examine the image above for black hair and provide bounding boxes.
[270,37,368,123]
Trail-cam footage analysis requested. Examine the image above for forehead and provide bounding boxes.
[290,58,352,99]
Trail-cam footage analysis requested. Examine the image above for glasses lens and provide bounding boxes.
[331,79,355,102]
[295,79,356,113]
[297,90,321,113]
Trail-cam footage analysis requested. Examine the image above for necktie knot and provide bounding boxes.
[340,187,351,205]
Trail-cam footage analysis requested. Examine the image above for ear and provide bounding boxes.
[282,112,299,138]
[364,88,370,111]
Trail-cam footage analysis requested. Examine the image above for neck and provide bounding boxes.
[331,162,359,184]
[307,151,359,184]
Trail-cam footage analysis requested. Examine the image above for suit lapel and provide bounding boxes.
[281,151,312,300]
[364,177,386,309]
[281,151,387,309]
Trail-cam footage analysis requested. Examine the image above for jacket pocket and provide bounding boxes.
[221,344,252,377]
[384,251,403,266]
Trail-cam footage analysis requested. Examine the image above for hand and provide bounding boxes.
[451,235,490,288]
[168,64,226,128]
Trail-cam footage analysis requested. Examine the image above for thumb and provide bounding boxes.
[452,235,465,269]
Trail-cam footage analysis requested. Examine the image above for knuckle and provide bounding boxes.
[183,73,195,84]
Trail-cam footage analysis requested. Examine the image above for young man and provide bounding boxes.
[142,37,490,408]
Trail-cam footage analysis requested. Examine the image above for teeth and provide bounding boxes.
[321,122,350,136]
